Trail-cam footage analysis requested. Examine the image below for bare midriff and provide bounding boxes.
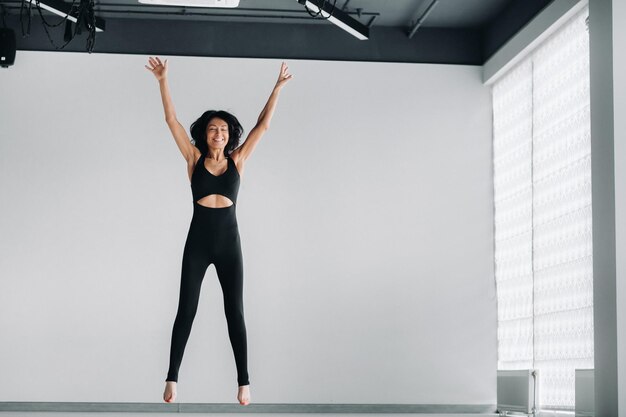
[196,194,234,208]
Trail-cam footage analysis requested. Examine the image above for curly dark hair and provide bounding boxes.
[190,110,244,156]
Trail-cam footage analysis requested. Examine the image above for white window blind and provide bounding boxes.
[492,7,593,411]
[493,59,534,372]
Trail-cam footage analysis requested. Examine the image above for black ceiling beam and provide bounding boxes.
[5,15,483,65]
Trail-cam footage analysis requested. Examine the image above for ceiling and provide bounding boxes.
[2,0,554,64]
[86,0,512,27]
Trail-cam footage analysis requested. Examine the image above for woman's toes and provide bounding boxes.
[237,385,250,405]
[164,382,177,403]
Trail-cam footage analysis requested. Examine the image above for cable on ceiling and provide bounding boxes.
[19,0,97,52]
[303,0,337,21]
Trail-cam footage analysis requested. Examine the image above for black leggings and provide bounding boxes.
[166,202,249,386]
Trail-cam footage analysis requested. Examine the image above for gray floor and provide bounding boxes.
[0,402,497,415]
[0,414,499,417]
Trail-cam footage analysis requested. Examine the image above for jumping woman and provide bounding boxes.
[145,57,292,406]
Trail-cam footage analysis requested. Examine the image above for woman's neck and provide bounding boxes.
[206,149,226,161]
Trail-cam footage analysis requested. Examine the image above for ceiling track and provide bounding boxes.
[407,0,438,39]
[2,2,379,21]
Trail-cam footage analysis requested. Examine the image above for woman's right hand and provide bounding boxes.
[145,56,168,81]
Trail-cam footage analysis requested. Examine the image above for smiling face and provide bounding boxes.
[206,117,229,151]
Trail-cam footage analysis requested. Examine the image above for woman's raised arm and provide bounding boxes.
[146,56,198,163]
[231,62,293,166]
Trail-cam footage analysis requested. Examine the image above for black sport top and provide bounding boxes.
[191,154,240,205]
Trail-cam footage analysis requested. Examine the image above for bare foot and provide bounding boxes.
[237,385,250,405]
[164,381,177,403]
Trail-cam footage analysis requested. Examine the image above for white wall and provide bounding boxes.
[612,0,626,414]
[0,52,495,405]
[589,0,623,415]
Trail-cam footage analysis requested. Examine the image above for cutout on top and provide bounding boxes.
[196,194,234,208]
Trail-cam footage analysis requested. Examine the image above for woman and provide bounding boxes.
[145,56,292,405]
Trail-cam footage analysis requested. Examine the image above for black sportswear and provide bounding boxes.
[166,153,249,386]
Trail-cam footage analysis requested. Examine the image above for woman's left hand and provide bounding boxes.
[275,62,293,89]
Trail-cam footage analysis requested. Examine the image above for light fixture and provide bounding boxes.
[297,0,369,40]
[24,0,105,32]
[137,0,239,7]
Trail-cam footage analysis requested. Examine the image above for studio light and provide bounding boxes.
[297,0,369,40]
[137,0,239,7]
[23,0,105,32]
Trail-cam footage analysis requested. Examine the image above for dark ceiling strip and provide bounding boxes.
[5,15,483,65]
[3,1,554,66]
[482,0,554,60]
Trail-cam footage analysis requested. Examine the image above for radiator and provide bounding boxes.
[496,369,537,416]
[575,369,594,417]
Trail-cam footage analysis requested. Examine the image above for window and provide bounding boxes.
[492,7,593,411]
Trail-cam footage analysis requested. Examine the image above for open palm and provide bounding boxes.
[145,56,168,81]
[275,62,293,89]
